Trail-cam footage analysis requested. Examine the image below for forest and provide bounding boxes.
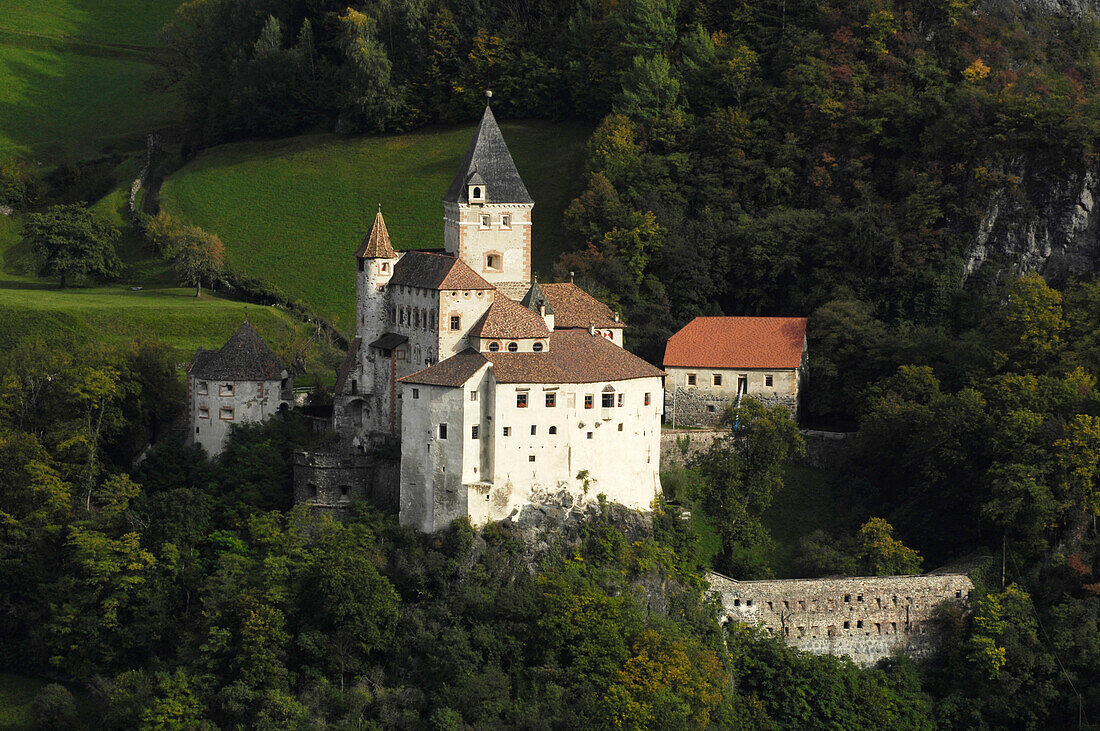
[2,0,1100,727]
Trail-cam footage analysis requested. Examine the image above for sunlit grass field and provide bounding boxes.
[161,121,591,332]
[0,0,179,158]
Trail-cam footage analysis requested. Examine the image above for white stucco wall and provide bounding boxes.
[189,377,286,456]
[438,288,494,358]
[399,371,665,531]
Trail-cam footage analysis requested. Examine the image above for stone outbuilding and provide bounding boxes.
[187,321,292,456]
[663,316,807,425]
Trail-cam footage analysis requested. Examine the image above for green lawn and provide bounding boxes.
[0,0,179,159]
[0,0,179,47]
[161,121,591,333]
[0,212,342,375]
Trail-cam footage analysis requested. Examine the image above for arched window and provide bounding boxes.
[533,341,544,352]
[488,342,500,352]
[473,186,481,198]
[549,426,557,435]
[507,342,518,352]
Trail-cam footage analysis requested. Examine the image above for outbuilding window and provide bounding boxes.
[765,374,774,387]
[713,373,722,386]
[686,374,696,386]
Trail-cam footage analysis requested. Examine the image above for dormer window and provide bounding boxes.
[471,186,483,201]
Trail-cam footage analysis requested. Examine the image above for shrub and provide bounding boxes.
[32,683,78,730]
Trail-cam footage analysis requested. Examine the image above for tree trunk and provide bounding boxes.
[196,280,201,298]
[59,273,66,289]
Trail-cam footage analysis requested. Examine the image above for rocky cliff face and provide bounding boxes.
[964,164,1100,284]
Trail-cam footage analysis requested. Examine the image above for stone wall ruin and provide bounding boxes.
[707,571,973,666]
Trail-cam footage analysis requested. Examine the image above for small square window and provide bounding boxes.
[586,431,593,439]
[450,315,461,330]
[843,621,851,629]
[220,407,234,421]
[517,393,528,408]
[687,374,696,386]
[471,425,480,439]
[412,388,419,399]
[528,455,535,462]
[481,215,490,227]
[197,381,208,395]
[617,393,624,407]
[220,384,234,396]
[765,375,774,387]
[530,425,537,435]
[644,392,651,406]
[545,392,556,407]
[706,405,716,413]
[438,423,448,439]
[857,620,864,628]
[501,214,511,228]
[198,407,210,419]
[617,423,623,431]
[584,394,593,409]
[470,391,478,401]
[713,373,722,386]
[503,427,511,436]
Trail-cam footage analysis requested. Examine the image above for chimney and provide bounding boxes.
[613,311,620,323]
[541,302,554,331]
[588,322,596,336]
[570,271,575,284]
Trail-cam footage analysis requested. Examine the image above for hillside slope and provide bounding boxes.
[160,121,590,331]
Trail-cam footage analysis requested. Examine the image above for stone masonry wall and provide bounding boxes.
[707,572,974,666]
[664,387,796,428]
[660,428,854,469]
[294,450,400,515]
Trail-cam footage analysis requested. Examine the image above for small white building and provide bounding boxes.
[663,316,807,425]
[187,322,292,456]
[398,330,665,533]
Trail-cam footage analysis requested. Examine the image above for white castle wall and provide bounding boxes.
[189,376,286,456]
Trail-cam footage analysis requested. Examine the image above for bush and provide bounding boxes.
[32,683,78,730]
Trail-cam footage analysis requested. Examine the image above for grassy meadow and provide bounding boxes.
[160,121,591,332]
[0,210,342,376]
[0,0,179,159]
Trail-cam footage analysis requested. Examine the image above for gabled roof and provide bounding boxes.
[469,297,551,339]
[520,279,554,315]
[443,105,533,205]
[486,330,663,383]
[540,283,623,329]
[356,210,397,259]
[188,322,287,381]
[389,251,494,291]
[399,349,489,387]
[370,333,408,350]
[663,317,808,370]
[398,331,663,387]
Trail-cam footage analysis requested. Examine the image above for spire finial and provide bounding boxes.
[486,89,493,101]
[377,202,382,214]
[244,306,249,324]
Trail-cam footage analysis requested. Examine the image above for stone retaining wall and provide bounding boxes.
[707,571,973,666]
[660,428,854,469]
[664,387,796,428]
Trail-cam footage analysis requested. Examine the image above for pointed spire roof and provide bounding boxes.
[521,278,554,315]
[443,105,533,205]
[356,209,397,259]
[188,321,287,380]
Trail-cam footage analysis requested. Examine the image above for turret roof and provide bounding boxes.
[188,321,287,381]
[443,105,533,205]
[356,210,397,259]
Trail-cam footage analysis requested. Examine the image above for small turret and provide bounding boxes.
[355,207,398,348]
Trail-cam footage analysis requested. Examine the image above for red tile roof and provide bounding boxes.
[399,330,663,386]
[540,282,623,329]
[469,297,551,339]
[663,317,807,370]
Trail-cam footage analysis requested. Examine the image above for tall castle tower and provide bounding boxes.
[443,98,533,290]
[356,208,398,348]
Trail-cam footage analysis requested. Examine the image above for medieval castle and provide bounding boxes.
[186,102,972,666]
